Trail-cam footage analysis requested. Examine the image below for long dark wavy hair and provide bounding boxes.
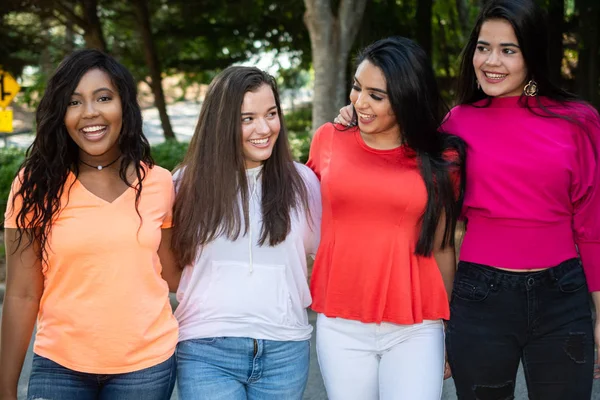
[10,49,153,261]
[353,36,465,256]
[172,66,310,266]
[456,0,577,106]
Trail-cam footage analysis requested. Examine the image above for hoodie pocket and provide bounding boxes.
[199,260,289,325]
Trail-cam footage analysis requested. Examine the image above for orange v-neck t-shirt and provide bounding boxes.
[4,164,178,374]
[307,123,451,324]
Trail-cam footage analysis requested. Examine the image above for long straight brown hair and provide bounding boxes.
[172,66,310,266]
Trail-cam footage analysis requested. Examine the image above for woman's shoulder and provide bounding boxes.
[315,122,336,135]
[294,162,319,184]
[565,101,600,125]
[440,105,478,136]
[540,100,600,137]
[313,122,355,140]
[144,164,174,187]
[443,104,476,124]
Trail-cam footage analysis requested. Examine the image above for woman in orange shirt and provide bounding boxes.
[308,36,464,399]
[0,49,180,400]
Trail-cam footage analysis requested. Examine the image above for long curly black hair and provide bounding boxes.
[10,49,153,262]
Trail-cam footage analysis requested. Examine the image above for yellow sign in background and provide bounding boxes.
[0,110,13,132]
[0,69,21,133]
[0,70,21,109]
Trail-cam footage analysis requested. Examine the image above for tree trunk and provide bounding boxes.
[40,19,55,79]
[576,0,600,107]
[416,0,433,56]
[455,0,470,41]
[65,20,75,53]
[437,14,451,78]
[80,0,107,51]
[304,0,368,132]
[546,0,564,85]
[131,0,176,140]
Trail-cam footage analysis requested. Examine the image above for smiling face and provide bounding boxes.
[240,84,281,169]
[473,18,528,98]
[349,60,400,142]
[64,68,123,164]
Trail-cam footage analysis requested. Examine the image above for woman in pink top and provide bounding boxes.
[441,0,600,398]
[0,50,180,400]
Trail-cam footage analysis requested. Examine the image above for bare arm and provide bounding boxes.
[433,212,456,302]
[433,212,456,380]
[592,292,600,379]
[0,229,43,400]
[158,228,181,293]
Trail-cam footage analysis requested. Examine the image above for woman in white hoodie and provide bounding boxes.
[171,66,321,400]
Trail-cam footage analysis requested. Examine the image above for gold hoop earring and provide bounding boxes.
[523,79,538,97]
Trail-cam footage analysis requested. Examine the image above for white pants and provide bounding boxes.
[316,314,445,400]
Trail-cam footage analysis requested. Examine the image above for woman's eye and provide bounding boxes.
[476,45,488,52]
[503,48,516,55]
[370,94,383,101]
[98,96,112,102]
[351,84,361,91]
[242,117,252,123]
[68,100,80,106]
[267,112,277,118]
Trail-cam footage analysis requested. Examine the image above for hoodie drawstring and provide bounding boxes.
[248,172,259,273]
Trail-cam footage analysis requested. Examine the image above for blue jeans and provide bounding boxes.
[27,353,176,400]
[446,258,594,400]
[176,337,310,400]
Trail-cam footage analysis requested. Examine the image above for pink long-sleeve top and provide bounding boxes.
[442,96,600,291]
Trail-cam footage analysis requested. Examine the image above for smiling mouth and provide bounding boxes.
[249,137,269,145]
[80,125,108,140]
[81,125,106,133]
[484,72,508,80]
[357,112,376,121]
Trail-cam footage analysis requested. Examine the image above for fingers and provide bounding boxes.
[443,361,452,380]
[333,115,353,126]
[339,106,356,126]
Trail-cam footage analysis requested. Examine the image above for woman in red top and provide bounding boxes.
[307,36,464,399]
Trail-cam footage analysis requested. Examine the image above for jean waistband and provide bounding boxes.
[457,258,582,287]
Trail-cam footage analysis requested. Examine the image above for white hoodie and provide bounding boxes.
[174,162,321,342]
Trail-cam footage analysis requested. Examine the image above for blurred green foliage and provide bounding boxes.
[150,139,189,172]
[0,146,27,227]
[284,106,312,164]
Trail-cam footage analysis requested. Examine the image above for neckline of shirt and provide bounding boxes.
[352,126,405,155]
[472,95,556,109]
[246,164,263,176]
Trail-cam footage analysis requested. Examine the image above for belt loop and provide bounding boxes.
[547,266,558,282]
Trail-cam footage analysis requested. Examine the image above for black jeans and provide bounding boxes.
[446,258,594,400]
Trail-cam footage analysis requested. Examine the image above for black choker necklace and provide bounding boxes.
[79,157,120,171]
